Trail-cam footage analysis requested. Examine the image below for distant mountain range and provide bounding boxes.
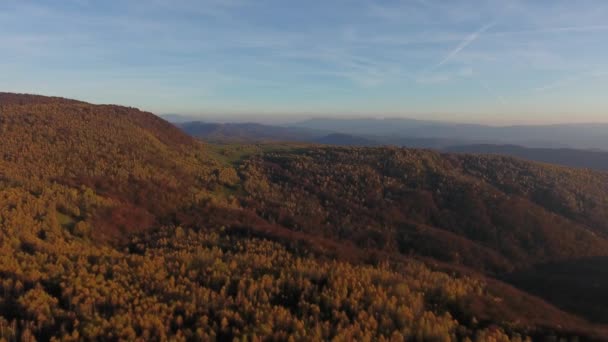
[171,118,608,171]
[445,144,608,171]
[171,119,473,147]
[166,115,608,150]
[174,121,326,143]
[292,118,608,150]
[160,113,203,123]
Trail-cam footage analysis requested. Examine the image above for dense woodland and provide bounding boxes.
[238,148,608,272]
[1,93,608,341]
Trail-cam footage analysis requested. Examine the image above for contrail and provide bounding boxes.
[435,22,495,68]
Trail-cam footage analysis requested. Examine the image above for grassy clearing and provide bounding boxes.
[205,142,309,167]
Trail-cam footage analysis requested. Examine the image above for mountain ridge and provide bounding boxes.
[446,144,608,171]
[176,119,608,171]
[292,117,608,149]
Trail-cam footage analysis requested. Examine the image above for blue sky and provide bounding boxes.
[1,0,608,124]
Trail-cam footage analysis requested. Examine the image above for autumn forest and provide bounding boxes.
[1,93,608,341]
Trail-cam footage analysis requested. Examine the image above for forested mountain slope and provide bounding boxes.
[0,93,607,340]
[239,148,608,272]
[0,94,230,239]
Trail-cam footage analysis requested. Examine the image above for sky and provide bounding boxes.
[1,0,608,124]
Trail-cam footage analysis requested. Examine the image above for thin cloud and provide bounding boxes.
[416,67,474,85]
[435,22,495,68]
[493,25,608,36]
[535,70,608,92]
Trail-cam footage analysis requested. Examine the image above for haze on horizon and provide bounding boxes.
[1,0,608,125]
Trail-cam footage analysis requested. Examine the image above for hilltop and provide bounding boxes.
[0,94,228,239]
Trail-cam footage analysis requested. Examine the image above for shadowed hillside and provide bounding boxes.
[505,256,608,324]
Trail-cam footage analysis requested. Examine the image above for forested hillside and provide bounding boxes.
[1,93,607,340]
[0,93,235,240]
[239,148,608,272]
